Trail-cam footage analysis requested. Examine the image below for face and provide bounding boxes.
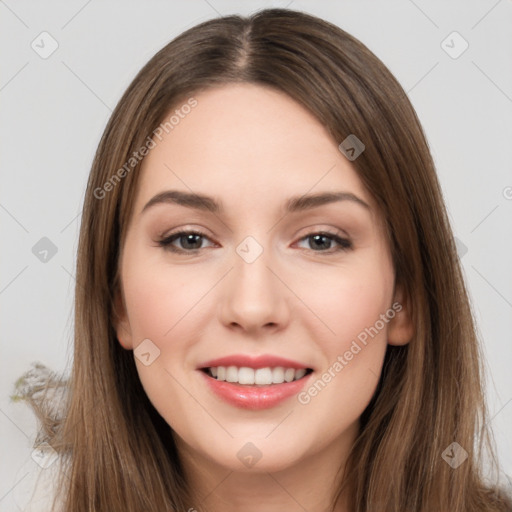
[114,83,413,475]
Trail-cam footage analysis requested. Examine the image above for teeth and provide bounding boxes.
[206,366,309,385]
[284,368,295,382]
[226,366,238,383]
[255,367,272,385]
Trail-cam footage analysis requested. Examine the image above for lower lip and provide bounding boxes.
[199,370,313,410]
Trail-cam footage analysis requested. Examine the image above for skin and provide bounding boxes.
[114,83,414,512]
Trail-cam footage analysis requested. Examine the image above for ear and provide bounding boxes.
[112,286,134,350]
[387,282,414,346]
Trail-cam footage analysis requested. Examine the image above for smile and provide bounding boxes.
[202,366,313,385]
[197,353,315,409]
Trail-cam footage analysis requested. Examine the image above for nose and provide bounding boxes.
[217,241,291,335]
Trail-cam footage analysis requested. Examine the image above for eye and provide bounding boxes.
[157,230,215,253]
[295,232,352,253]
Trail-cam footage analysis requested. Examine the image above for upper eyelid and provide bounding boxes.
[160,221,349,238]
[159,227,349,241]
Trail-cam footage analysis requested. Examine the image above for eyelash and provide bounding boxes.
[157,229,353,255]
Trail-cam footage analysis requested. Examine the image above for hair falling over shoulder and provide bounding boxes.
[22,8,512,512]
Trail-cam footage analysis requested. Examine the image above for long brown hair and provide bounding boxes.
[30,8,510,511]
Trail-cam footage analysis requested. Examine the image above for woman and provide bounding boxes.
[20,7,511,512]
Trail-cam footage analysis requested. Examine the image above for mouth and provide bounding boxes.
[200,366,314,386]
[196,354,315,409]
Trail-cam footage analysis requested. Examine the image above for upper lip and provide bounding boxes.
[198,354,312,370]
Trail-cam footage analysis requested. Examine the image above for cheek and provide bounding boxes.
[121,261,209,424]
[295,270,392,430]
[293,249,394,417]
[296,253,394,354]
[122,260,208,343]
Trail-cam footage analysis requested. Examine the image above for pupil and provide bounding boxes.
[182,234,201,249]
[311,234,330,250]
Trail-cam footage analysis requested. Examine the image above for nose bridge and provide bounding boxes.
[218,234,289,330]
[233,234,276,303]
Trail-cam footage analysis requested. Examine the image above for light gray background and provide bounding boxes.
[1,0,511,509]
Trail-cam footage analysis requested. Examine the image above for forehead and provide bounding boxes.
[134,83,375,216]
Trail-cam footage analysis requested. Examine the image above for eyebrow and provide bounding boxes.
[140,190,371,215]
